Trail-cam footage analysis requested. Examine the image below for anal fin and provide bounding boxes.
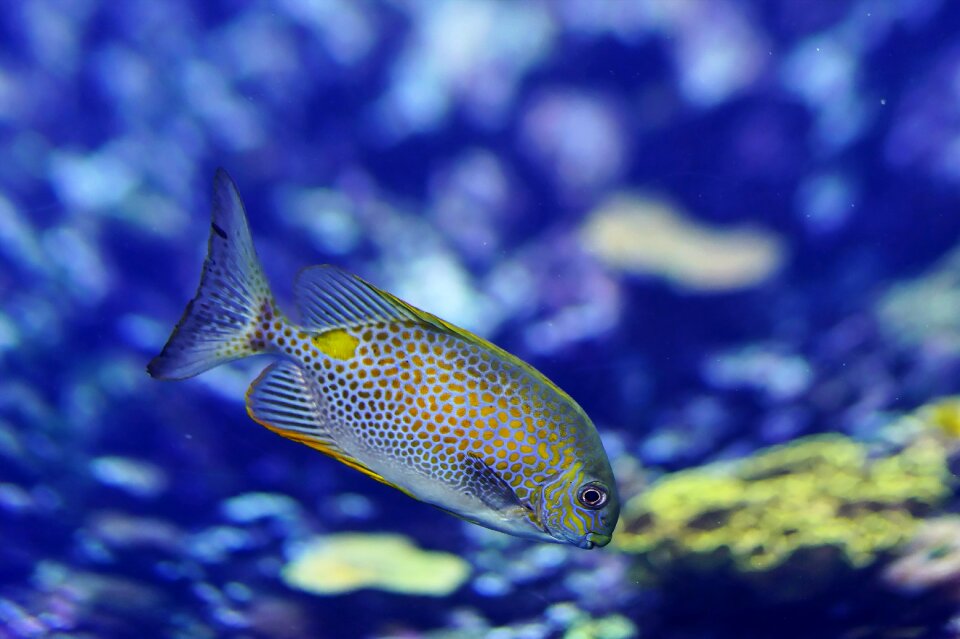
[246,361,407,493]
[246,360,327,439]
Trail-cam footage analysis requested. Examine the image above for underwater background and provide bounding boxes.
[4,0,960,637]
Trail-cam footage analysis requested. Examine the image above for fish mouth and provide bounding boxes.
[578,532,612,549]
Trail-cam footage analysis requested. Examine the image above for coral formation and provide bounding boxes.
[614,431,952,602]
[915,396,960,440]
[281,533,471,596]
[876,246,960,355]
[884,516,960,600]
[580,193,785,292]
[379,603,638,639]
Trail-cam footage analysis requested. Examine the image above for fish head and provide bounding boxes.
[532,460,620,549]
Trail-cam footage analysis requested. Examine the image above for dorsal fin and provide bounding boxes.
[293,266,418,330]
[295,265,580,412]
[245,360,413,496]
[246,360,332,441]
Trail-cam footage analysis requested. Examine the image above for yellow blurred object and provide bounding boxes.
[613,426,952,602]
[282,533,470,596]
[917,396,960,439]
[581,193,785,292]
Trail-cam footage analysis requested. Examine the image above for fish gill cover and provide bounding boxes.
[2,1,960,638]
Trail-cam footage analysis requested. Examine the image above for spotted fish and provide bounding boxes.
[148,169,619,549]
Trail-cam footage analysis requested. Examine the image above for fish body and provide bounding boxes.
[149,169,619,548]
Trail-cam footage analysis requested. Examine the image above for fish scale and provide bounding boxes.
[306,323,570,501]
[149,169,619,548]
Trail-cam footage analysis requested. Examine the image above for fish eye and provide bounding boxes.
[577,483,608,509]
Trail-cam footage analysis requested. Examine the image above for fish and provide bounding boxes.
[148,169,619,549]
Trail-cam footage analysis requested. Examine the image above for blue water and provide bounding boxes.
[3,1,960,637]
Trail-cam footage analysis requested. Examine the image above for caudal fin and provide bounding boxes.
[148,169,275,380]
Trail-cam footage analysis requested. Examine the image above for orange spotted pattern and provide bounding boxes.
[262,317,586,505]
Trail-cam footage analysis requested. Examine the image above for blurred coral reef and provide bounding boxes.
[2,0,960,637]
[581,193,785,292]
[878,245,960,357]
[282,533,470,596]
[614,427,951,603]
[885,516,960,602]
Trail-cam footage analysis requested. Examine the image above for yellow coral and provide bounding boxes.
[613,430,952,601]
[580,193,785,292]
[564,614,637,639]
[918,396,960,438]
[281,533,470,596]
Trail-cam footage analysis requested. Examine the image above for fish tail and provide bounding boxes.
[147,168,278,380]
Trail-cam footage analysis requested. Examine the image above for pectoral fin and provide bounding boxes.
[462,453,529,514]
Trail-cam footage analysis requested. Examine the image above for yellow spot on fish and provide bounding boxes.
[312,329,359,360]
